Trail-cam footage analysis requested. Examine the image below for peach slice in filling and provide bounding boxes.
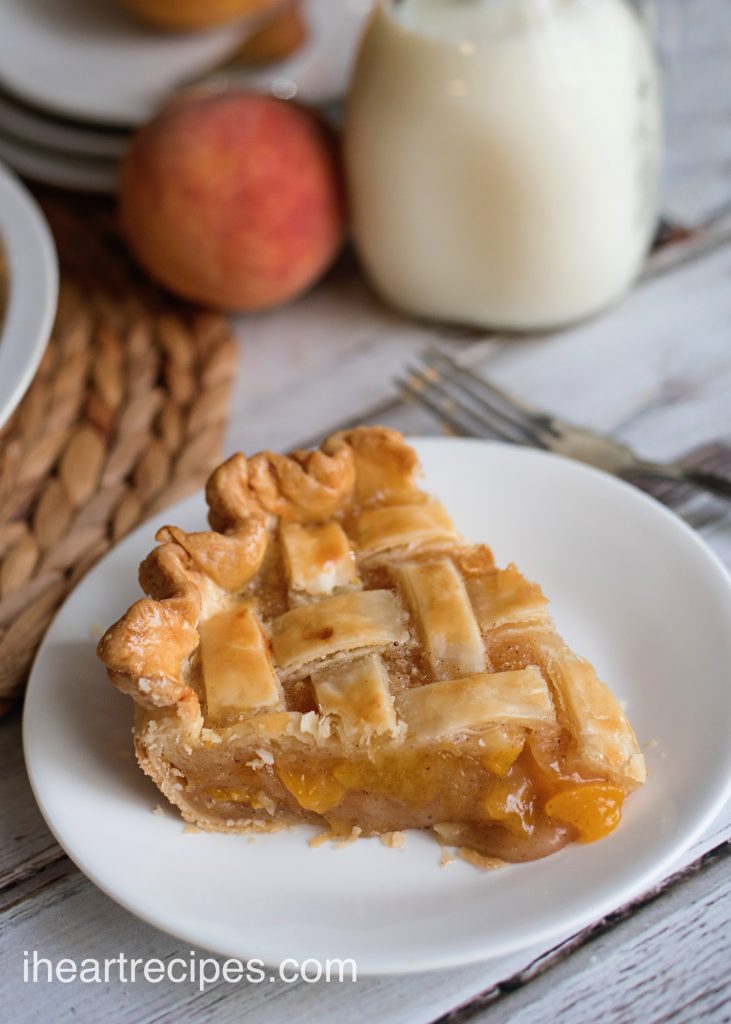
[239,735,627,861]
[544,784,624,843]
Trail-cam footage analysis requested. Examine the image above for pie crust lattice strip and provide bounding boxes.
[98,427,645,864]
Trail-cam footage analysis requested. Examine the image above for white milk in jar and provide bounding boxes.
[344,0,661,330]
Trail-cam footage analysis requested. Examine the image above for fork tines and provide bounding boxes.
[397,348,550,447]
[397,349,731,529]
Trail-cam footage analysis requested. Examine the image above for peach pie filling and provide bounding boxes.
[158,718,625,862]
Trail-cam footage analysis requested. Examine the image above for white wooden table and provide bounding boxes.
[2,2,731,1020]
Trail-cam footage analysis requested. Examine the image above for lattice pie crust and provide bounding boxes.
[98,428,645,863]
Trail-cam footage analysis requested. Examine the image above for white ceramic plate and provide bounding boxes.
[0,0,245,127]
[0,130,119,194]
[23,439,731,973]
[0,0,371,128]
[0,91,129,159]
[0,160,58,429]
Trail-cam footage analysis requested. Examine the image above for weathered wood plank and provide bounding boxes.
[444,842,731,1024]
[0,711,63,890]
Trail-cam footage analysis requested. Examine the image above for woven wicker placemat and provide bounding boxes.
[0,191,237,714]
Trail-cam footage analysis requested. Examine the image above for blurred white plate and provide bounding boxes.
[0,0,372,128]
[0,90,129,159]
[0,0,246,127]
[0,160,57,429]
[0,130,119,193]
[23,439,731,973]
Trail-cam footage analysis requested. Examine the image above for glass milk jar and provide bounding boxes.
[344,0,661,331]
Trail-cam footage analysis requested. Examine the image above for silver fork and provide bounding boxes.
[397,349,731,504]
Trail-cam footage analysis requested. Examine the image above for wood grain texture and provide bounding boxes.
[441,842,731,1024]
[0,712,62,891]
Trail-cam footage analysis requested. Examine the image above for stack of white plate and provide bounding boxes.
[0,0,371,193]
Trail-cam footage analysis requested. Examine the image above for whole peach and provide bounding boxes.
[119,92,345,311]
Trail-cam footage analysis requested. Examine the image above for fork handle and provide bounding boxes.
[681,468,731,501]
[633,460,731,503]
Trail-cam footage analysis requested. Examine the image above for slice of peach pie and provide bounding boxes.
[98,427,645,863]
